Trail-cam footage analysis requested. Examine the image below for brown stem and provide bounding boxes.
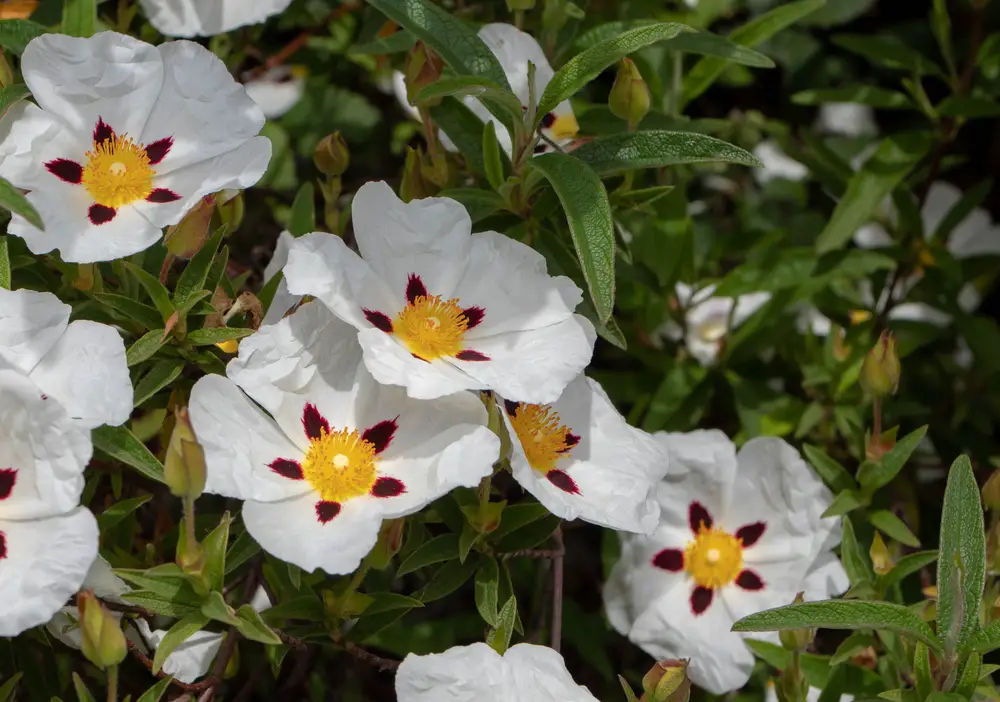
[342,642,400,671]
[550,527,564,652]
[249,7,350,79]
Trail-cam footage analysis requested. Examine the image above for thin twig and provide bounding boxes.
[342,642,400,671]
[247,6,350,79]
[128,641,217,694]
[550,527,565,653]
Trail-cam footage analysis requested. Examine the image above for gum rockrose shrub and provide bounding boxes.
[2,1,1000,701]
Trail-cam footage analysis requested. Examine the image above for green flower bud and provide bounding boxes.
[77,591,127,670]
[778,593,814,651]
[164,407,207,500]
[860,331,901,397]
[366,518,406,570]
[164,195,215,259]
[609,58,650,128]
[400,146,431,202]
[641,660,691,702]
[314,131,350,178]
[983,468,1000,510]
[216,189,244,232]
[870,531,894,575]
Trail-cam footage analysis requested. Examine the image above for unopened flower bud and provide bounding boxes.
[164,407,207,500]
[165,195,215,259]
[77,591,127,669]
[314,131,350,178]
[860,331,900,397]
[367,518,406,570]
[641,660,691,702]
[778,593,814,651]
[983,468,1000,510]
[870,531,894,575]
[216,189,244,232]
[609,58,650,128]
[404,41,444,106]
[400,146,431,202]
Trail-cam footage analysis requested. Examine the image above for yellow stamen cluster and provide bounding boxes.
[393,295,469,361]
[508,403,574,474]
[82,135,154,208]
[684,527,743,589]
[301,428,378,503]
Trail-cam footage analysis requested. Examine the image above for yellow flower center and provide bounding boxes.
[549,113,580,142]
[509,404,575,474]
[685,526,743,589]
[393,295,469,361]
[300,427,378,503]
[82,135,154,208]
[849,309,873,325]
[697,318,729,343]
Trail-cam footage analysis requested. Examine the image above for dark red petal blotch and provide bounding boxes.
[688,501,713,533]
[736,522,766,548]
[690,586,714,615]
[88,204,116,225]
[363,308,393,333]
[362,419,398,455]
[546,469,579,494]
[562,432,580,450]
[93,117,115,145]
[315,501,341,524]
[0,532,6,560]
[503,400,520,416]
[540,112,557,128]
[302,403,329,440]
[146,188,181,203]
[371,477,406,498]
[269,459,303,480]
[735,570,765,591]
[144,137,173,165]
[0,469,16,500]
[651,548,684,572]
[405,274,428,304]
[455,350,490,361]
[463,306,485,329]
[45,159,83,184]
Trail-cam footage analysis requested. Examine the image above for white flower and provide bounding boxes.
[0,32,270,263]
[751,140,808,185]
[604,430,847,694]
[0,288,132,429]
[244,66,306,120]
[47,557,130,649]
[392,23,579,157]
[658,283,771,366]
[502,374,669,533]
[0,367,98,637]
[262,230,300,326]
[395,642,599,701]
[816,103,877,137]
[189,301,500,574]
[134,587,272,683]
[283,181,595,403]
[139,0,293,38]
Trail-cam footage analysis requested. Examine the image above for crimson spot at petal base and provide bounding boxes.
[93,117,115,145]
[735,570,764,591]
[371,477,406,498]
[540,112,557,128]
[652,548,684,572]
[0,533,5,560]
[546,470,579,494]
[316,501,341,523]
[363,308,393,333]
[406,274,428,304]
[0,469,15,500]
[269,459,303,480]
[302,403,329,440]
[456,350,490,361]
[146,188,181,203]
[362,419,398,455]
[563,432,580,449]
[736,522,766,547]
[144,137,173,165]
[690,586,713,615]
[88,204,116,225]
[45,158,83,184]
[463,306,485,329]
[503,400,519,416]
[688,501,713,533]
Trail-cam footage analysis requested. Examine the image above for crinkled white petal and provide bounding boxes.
[654,429,738,526]
[752,141,808,184]
[139,0,294,38]
[245,69,305,120]
[0,102,75,190]
[888,302,952,326]
[796,305,833,336]
[815,103,877,137]
[504,644,600,701]
[0,507,99,637]
[136,618,223,684]
[261,231,301,326]
[0,288,70,375]
[801,550,850,602]
[357,328,484,400]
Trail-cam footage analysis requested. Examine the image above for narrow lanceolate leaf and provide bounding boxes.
[962,619,1000,654]
[815,132,930,254]
[879,550,938,590]
[92,424,167,485]
[792,86,914,109]
[126,329,168,367]
[937,455,986,651]
[0,175,43,230]
[152,613,211,674]
[363,0,510,90]
[0,84,30,118]
[733,600,941,650]
[135,676,174,702]
[0,236,9,290]
[665,31,775,68]
[571,131,761,176]
[537,22,690,122]
[684,0,827,104]
[0,19,49,54]
[62,0,96,37]
[856,426,928,493]
[429,97,489,173]
[530,152,615,322]
[415,76,524,126]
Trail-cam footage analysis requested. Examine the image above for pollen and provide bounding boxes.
[508,403,575,474]
[82,135,155,208]
[393,295,470,361]
[684,526,743,589]
[300,427,378,503]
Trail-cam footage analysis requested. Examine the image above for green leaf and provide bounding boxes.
[0,236,9,290]
[490,502,551,539]
[363,0,510,90]
[437,188,505,223]
[956,652,981,698]
[530,152,615,322]
[133,359,184,407]
[684,0,826,103]
[933,178,992,244]
[428,97,489,173]
[173,228,225,310]
[94,293,163,331]
[869,510,920,548]
[791,86,913,109]
[815,132,931,254]
[0,84,30,118]
[537,22,689,121]
[396,533,459,576]
[185,327,255,346]
[288,182,316,237]
[72,673,96,702]
[803,444,857,494]
[135,676,173,702]
[486,595,517,655]
[0,175,43,230]
[937,455,986,651]
[98,494,152,532]
[925,694,966,702]
[619,675,641,702]
[833,34,946,77]
[62,0,95,37]
[856,426,928,493]
[92,425,167,485]
[363,592,424,616]
[201,512,230,592]
[913,641,933,700]
[823,489,864,518]
[665,31,775,68]
[122,590,201,618]
[261,595,324,622]
[937,95,1000,118]
[879,551,938,590]
[961,619,1000,654]
[123,262,175,323]
[830,632,877,665]
[733,600,941,650]
[126,330,168,367]
[201,590,241,626]
[0,673,22,702]
[840,517,872,586]
[348,30,416,55]
[474,557,500,627]
[570,130,761,176]
[152,613,211,673]
[225,529,262,576]
[415,75,523,127]
[0,19,49,54]
[482,121,505,192]
[415,553,480,603]
[234,604,282,645]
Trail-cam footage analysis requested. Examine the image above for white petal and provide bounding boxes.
[0,288,70,375]
[796,306,832,336]
[391,70,422,121]
[21,32,164,140]
[454,315,595,404]
[654,429,738,529]
[853,222,893,249]
[245,69,304,120]
[751,141,807,184]
[0,369,92,520]
[0,507,99,637]
[0,102,73,190]
[188,374,311,503]
[262,231,301,325]
[83,555,131,602]
[243,492,383,575]
[396,642,510,701]
[801,550,850,601]
[815,103,877,137]
[507,375,668,533]
[357,328,483,400]
[731,292,772,328]
[921,181,962,238]
[139,0,294,38]
[888,302,952,326]
[505,644,600,701]
[137,619,223,684]
[958,283,982,314]
[29,321,132,429]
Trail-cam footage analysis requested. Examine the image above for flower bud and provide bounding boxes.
[314,131,350,178]
[778,593,814,651]
[870,531,894,575]
[165,195,215,259]
[403,41,444,106]
[77,591,127,669]
[400,146,431,202]
[366,518,406,570]
[164,407,207,500]
[216,189,244,232]
[983,468,1000,510]
[609,58,650,128]
[860,330,901,397]
[0,51,14,89]
[641,660,691,702]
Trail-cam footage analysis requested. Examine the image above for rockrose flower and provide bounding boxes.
[139,0,293,38]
